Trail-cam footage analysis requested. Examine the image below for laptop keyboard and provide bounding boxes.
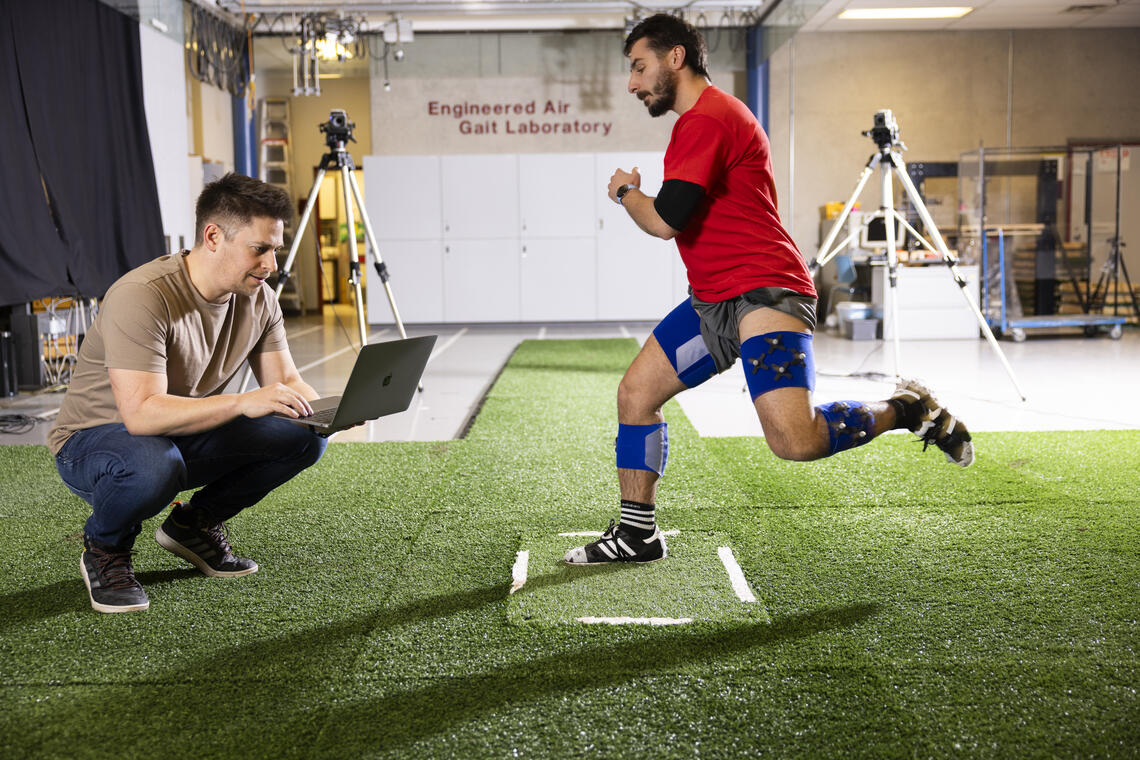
[302,406,337,425]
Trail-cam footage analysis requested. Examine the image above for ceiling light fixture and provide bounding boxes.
[838,7,973,20]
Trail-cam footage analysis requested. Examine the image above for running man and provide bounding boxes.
[565,15,971,566]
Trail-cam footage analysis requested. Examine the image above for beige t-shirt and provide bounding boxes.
[48,253,288,455]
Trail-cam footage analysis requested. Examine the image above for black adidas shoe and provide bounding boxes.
[563,519,667,565]
[155,502,259,577]
[80,537,149,613]
[891,378,974,467]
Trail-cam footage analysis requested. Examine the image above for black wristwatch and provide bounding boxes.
[615,183,638,205]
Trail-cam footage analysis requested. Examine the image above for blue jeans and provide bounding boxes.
[55,416,328,547]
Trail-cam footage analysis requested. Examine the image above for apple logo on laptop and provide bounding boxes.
[382,374,393,387]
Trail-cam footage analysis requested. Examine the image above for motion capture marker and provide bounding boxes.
[509,550,529,595]
[717,547,757,603]
[575,617,693,626]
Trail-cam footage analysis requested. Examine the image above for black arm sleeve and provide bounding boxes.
[653,179,706,232]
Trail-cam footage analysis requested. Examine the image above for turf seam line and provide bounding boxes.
[457,341,520,439]
[717,546,757,603]
[510,549,528,594]
[576,616,692,625]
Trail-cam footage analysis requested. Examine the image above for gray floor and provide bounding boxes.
[2,302,1136,447]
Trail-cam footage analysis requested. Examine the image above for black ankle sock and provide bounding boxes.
[888,397,919,431]
[619,499,656,538]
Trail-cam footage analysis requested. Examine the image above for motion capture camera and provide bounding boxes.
[863,109,903,150]
[320,109,356,148]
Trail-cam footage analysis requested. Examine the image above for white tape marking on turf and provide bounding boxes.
[576,617,692,626]
[559,530,680,537]
[509,550,529,594]
[718,546,756,603]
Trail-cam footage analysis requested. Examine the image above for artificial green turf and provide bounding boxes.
[1,337,1137,759]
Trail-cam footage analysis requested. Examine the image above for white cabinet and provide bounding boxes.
[366,240,444,324]
[597,235,679,320]
[364,150,683,324]
[363,155,440,240]
[872,264,980,339]
[443,239,520,322]
[521,238,597,321]
[594,152,686,319]
[520,153,596,238]
[441,155,519,239]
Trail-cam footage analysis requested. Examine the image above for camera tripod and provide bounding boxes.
[240,110,415,392]
[1088,145,1139,322]
[811,110,1026,400]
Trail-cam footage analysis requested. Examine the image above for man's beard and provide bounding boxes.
[640,67,678,117]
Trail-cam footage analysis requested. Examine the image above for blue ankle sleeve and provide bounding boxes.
[615,423,668,475]
[741,332,815,400]
[817,401,876,455]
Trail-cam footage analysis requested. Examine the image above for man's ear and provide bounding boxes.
[669,44,686,70]
[203,222,223,252]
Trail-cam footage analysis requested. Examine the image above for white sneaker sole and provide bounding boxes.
[80,554,149,613]
[154,527,259,578]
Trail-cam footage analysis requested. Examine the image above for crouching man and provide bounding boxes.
[49,173,327,613]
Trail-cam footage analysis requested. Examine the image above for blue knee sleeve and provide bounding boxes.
[817,401,876,455]
[616,422,668,475]
[741,332,815,400]
[653,299,718,388]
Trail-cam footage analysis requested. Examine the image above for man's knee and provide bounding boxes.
[764,431,821,462]
[275,423,328,471]
[102,436,187,502]
[617,376,661,420]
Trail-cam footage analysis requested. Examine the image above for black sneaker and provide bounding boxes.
[155,502,259,577]
[891,378,974,467]
[563,519,667,565]
[80,537,150,613]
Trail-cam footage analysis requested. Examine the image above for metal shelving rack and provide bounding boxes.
[958,145,1128,341]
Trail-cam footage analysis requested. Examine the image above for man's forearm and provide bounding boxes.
[621,190,679,240]
[128,393,245,437]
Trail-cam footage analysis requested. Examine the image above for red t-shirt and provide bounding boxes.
[664,86,816,302]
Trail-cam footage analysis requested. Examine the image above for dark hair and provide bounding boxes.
[194,172,293,244]
[623,14,709,78]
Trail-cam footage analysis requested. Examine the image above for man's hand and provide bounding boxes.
[237,383,314,419]
[608,167,642,204]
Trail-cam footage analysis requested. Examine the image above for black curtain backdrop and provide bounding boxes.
[0,0,164,307]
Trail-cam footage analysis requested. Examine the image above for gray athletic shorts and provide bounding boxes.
[689,287,818,373]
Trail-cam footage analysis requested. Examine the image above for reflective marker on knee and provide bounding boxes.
[615,422,669,476]
[817,400,876,455]
[741,332,815,400]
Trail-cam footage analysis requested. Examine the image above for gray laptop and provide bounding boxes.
[274,335,437,433]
